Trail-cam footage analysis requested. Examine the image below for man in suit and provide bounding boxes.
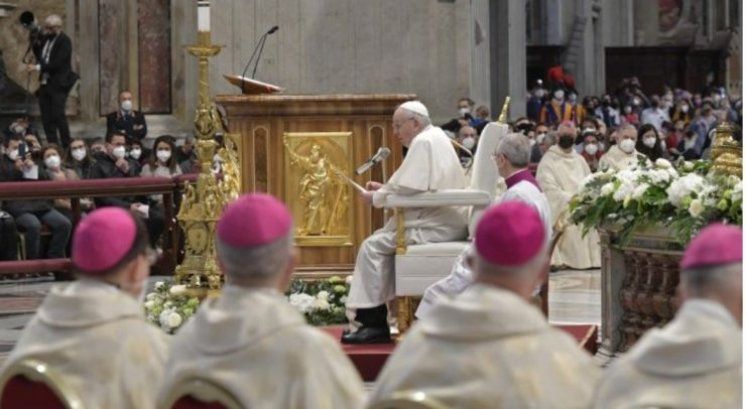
[106,90,148,143]
[26,15,77,148]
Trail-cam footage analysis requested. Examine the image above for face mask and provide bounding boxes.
[7,149,19,161]
[643,137,656,148]
[458,107,470,117]
[121,100,133,112]
[12,125,25,135]
[529,139,536,147]
[584,144,598,156]
[558,135,575,150]
[156,150,172,162]
[112,146,126,159]
[71,148,86,161]
[533,90,544,98]
[536,133,547,144]
[619,139,636,154]
[680,104,689,113]
[130,148,142,160]
[553,90,564,101]
[568,94,577,104]
[44,154,61,169]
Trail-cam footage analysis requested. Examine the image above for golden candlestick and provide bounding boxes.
[175,29,228,298]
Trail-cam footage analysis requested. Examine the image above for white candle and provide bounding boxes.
[198,0,210,31]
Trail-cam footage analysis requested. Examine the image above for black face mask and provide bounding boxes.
[558,135,575,149]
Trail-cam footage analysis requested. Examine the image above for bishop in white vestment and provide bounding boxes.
[593,224,742,409]
[159,194,365,409]
[536,126,600,269]
[417,132,552,317]
[369,202,600,408]
[344,101,467,344]
[0,208,169,409]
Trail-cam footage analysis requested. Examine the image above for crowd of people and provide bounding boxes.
[0,89,200,263]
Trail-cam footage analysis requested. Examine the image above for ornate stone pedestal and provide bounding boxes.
[594,226,684,366]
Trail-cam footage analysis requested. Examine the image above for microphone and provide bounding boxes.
[239,26,279,93]
[356,147,391,175]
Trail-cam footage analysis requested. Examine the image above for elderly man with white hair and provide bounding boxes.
[417,132,552,317]
[25,15,76,148]
[599,123,643,171]
[369,202,599,408]
[536,122,600,269]
[159,194,365,408]
[343,100,468,344]
[593,224,742,408]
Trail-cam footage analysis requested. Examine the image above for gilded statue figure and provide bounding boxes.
[285,141,348,236]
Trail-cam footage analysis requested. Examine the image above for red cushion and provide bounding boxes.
[0,375,66,409]
[171,395,229,409]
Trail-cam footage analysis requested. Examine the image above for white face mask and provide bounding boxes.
[71,148,86,161]
[584,143,598,156]
[12,125,25,135]
[643,137,656,148]
[7,149,19,161]
[121,100,133,112]
[619,139,636,154]
[529,139,536,147]
[130,148,142,160]
[461,137,476,150]
[44,154,61,169]
[680,104,689,113]
[458,107,470,117]
[112,146,126,159]
[553,90,564,101]
[536,133,547,144]
[156,150,172,163]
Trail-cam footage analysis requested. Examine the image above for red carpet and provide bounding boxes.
[323,324,598,382]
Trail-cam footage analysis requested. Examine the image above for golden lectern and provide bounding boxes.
[214,94,415,274]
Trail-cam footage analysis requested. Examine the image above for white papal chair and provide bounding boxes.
[160,378,242,409]
[382,105,510,333]
[368,391,449,409]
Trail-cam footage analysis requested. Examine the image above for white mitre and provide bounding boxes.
[400,100,430,119]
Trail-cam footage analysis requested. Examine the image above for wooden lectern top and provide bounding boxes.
[223,74,283,94]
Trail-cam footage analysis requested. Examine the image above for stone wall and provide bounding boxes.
[206,0,472,122]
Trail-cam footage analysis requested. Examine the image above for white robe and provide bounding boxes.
[598,145,640,172]
[370,284,600,408]
[347,125,468,309]
[158,285,365,409]
[416,177,552,318]
[1,279,170,409]
[593,299,742,409]
[536,146,601,269]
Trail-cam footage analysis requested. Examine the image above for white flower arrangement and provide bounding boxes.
[570,159,742,244]
[286,276,350,325]
[143,280,200,334]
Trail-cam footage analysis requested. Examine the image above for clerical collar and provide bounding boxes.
[505,168,541,191]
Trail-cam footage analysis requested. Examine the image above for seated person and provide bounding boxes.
[0,134,71,259]
[455,125,478,167]
[0,208,169,408]
[369,202,599,407]
[580,129,603,172]
[89,137,106,155]
[594,225,742,408]
[90,132,164,247]
[176,137,198,174]
[141,135,182,207]
[41,144,82,222]
[635,123,665,162]
[3,115,37,140]
[675,130,703,160]
[158,194,364,408]
[106,90,147,143]
[128,139,146,176]
[66,137,96,179]
[599,124,643,171]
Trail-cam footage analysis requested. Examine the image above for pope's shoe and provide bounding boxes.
[341,326,391,344]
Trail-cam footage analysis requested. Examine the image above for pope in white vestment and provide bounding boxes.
[593,224,743,409]
[536,143,601,269]
[344,101,467,344]
[0,208,169,409]
[417,133,552,317]
[369,202,600,408]
[159,194,365,408]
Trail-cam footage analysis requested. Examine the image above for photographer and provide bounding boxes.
[25,15,77,148]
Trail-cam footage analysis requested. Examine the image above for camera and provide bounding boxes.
[18,11,44,64]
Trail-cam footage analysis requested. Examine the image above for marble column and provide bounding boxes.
[490,0,527,119]
[469,0,492,113]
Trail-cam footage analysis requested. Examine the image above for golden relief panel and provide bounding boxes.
[283,132,354,247]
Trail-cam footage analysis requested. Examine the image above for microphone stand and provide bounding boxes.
[239,26,277,93]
